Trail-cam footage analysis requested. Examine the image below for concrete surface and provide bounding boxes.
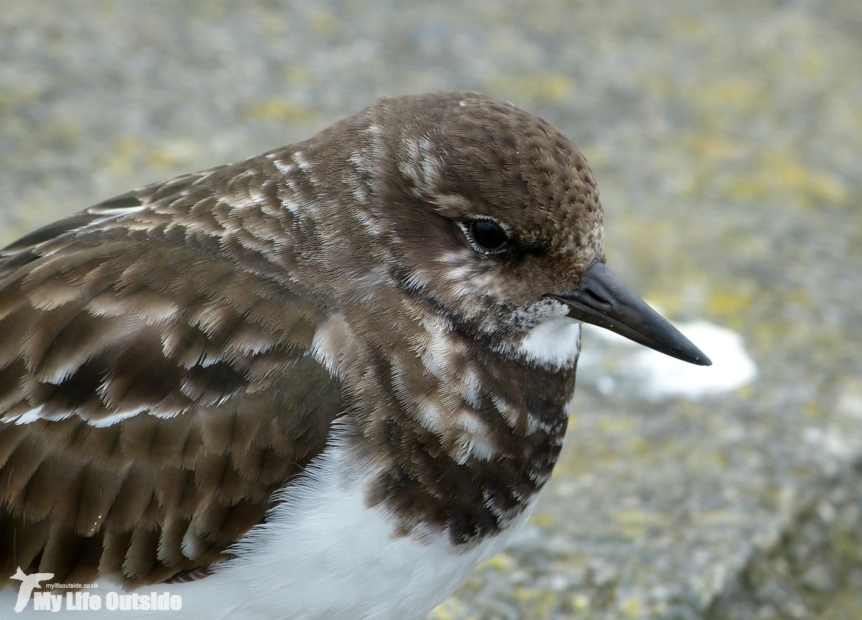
[1,1,861,618]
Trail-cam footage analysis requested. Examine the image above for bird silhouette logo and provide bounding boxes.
[9,567,55,613]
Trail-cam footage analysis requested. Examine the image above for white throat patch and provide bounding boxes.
[518,317,581,370]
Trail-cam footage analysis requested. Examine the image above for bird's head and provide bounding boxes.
[309,92,710,368]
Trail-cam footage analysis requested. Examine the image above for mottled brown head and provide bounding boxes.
[385,91,603,260]
[302,91,604,341]
[0,91,706,590]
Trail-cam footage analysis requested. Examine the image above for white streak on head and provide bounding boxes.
[398,135,444,198]
[421,249,512,311]
[432,193,471,213]
[439,250,472,265]
[518,318,581,370]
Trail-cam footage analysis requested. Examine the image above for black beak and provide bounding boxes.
[546,262,712,366]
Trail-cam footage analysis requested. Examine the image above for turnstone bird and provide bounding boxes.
[0,91,709,619]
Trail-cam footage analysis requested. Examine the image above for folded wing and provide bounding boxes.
[0,171,343,589]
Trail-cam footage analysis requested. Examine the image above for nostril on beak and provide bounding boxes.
[582,287,610,309]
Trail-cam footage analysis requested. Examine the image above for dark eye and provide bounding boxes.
[467,220,509,253]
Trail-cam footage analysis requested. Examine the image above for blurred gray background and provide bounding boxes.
[2,1,861,618]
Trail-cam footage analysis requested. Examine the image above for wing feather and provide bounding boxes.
[0,167,343,589]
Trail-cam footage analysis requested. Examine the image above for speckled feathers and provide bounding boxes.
[0,92,605,594]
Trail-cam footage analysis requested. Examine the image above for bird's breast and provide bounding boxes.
[165,432,538,620]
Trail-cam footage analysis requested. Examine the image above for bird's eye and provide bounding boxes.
[466,219,509,253]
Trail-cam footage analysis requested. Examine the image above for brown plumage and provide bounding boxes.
[0,92,647,602]
[0,172,343,587]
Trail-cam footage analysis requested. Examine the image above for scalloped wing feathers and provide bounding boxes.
[0,169,343,588]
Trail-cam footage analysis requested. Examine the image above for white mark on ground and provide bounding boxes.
[579,320,756,400]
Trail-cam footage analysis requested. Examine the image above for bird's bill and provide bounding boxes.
[547,261,712,366]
